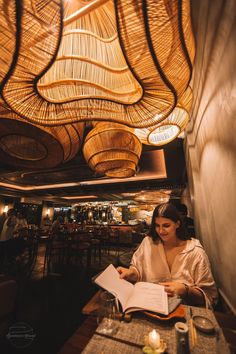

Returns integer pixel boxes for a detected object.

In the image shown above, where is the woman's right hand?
[116,267,138,282]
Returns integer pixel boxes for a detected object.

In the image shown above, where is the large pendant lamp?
[83,122,142,178]
[0,0,18,92]
[134,87,193,146]
[0,101,84,169]
[2,0,195,128]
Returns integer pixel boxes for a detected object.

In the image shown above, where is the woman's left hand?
[159,282,186,297]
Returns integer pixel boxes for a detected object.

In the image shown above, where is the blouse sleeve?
[129,238,147,282]
[191,248,218,306]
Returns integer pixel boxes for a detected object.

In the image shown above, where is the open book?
[94,264,181,316]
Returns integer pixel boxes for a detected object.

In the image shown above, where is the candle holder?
[143,334,167,353]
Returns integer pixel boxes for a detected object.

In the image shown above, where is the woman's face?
[155,216,180,243]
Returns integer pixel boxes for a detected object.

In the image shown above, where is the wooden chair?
[19,236,39,279]
[89,233,101,264]
[43,233,68,275]
[108,228,120,256]
[98,227,110,255]
[67,233,91,269]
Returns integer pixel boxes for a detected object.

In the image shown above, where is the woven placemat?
[82,306,230,354]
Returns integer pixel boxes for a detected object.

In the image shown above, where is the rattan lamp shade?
[83,122,142,178]
[0,1,17,91]
[134,190,170,204]
[2,0,195,128]
[0,102,84,169]
[134,87,193,146]
[38,0,142,105]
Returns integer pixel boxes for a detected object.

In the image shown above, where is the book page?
[124,282,169,315]
[94,264,134,311]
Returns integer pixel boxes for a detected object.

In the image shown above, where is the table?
[58,293,231,354]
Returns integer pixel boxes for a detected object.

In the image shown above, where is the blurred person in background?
[176,203,195,237]
[0,208,18,242]
[0,208,18,269]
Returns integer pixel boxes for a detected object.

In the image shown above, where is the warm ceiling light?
[2,0,195,128]
[134,87,193,146]
[46,208,50,216]
[63,195,98,200]
[0,101,84,169]
[83,122,142,178]
[0,1,17,92]
[121,192,137,197]
[3,205,9,213]
[134,191,170,204]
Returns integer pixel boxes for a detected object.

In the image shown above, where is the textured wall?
[185,0,236,312]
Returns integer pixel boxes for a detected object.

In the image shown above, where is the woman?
[0,208,18,268]
[0,208,18,241]
[117,203,218,307]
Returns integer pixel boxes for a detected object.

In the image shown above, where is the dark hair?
[149,203,190,241]
[176,203,188,215]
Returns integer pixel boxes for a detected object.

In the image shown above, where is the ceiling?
[0,0,191,206]
[0,134,187,205]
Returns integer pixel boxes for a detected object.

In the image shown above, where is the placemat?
[81,306,230,354]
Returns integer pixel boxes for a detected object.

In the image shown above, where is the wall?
[185,0,236,312]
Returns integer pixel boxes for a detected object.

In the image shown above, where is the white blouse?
[0,216,18,241]
[130,236,218,305]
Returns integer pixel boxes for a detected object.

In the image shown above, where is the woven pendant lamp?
[0,101,84,169]
[0,0,18,91]
[134,190,170,204]
[118,0,195,99]
[134,87,193,146]
[2,0,195,128]
[38,0,142,105]
[83,122,142,178]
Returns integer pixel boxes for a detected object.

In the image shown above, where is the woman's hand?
[159,281,187,298]
[116,266,138,282]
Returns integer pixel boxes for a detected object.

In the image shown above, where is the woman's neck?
[162,237,186,249]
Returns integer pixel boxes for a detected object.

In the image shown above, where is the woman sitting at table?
[117,203,218,307]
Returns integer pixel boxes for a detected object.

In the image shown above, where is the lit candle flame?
[148,329,160,349]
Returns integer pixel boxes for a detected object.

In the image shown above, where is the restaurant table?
[58,292,231,354]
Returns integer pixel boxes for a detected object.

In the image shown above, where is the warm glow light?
[46,208,50,216]
[63,195,98,200]
[148,329,160,349]
[3,205,8,213]
[88,211,93,219]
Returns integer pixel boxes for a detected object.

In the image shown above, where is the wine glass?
[97,291,120,335]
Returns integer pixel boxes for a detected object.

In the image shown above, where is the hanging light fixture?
[1,0,195,128]
[83,122,142,178]
[134,87,193,146]
[134,190,170,204]
[0,0,18,93]
[0,100,84,169]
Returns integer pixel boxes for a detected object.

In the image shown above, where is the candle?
[148,329,160,349]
